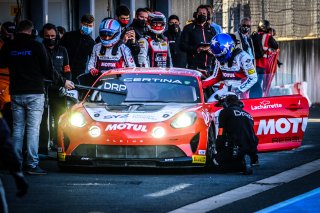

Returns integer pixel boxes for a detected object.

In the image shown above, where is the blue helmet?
[210,33,235,63]
[99,19,121,47]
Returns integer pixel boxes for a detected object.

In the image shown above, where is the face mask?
[81,25,93,35]
[240,26,250,34]
[119,20,129,27]
[196,15,207,24]
[134,19,146,27]
[43,38,56,47]
[168,24,180,33]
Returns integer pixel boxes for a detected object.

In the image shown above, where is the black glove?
[13,172,29,197]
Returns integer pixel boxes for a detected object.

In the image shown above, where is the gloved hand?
[13,172,29,197]
[90,68,99,76]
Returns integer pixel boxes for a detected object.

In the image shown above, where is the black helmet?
[258,20,270,32]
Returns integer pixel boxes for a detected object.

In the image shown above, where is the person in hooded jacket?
[212,93,259,175]
[164,15,187,68]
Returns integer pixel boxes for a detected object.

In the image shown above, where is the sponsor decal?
[248,68,256,75]
[57,147,63,153]
[10,50,32,56]
[104,114,129,119]
[155,53,167,62]
[192,155,206,164]
[103,82,127,92]
[58,153,66,161]
[257,117,308,135]
[239,78,252,90]
[106,138,144,143]
[81,157,90,161]
[123,77,182,84]
[94,113,100,117]
[198,150,206,155]
[164,158,174,162]
[101,62,116,67]
[201,110,210,126]
[105,123,148,132]
[163,114,170,118]
[272,136,300,143]
[233,110,253,120]
[222,72,235,78]
[251,100,282,110]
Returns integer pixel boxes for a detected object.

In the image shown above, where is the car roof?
[100,67,203,78]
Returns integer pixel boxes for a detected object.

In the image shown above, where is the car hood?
[83,103,198,123]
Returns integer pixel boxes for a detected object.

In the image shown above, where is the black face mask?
[43,38,56,47]
[134,19,146,28]
[196,15,207,24]
[240,26,250,34]
[168,24,180,33]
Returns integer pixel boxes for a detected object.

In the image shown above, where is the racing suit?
[87,42,136,73]
[202,49,257,102]
[214,101,258,172]
[137,33,172,68]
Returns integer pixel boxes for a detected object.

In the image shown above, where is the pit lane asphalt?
[2,104,320,213]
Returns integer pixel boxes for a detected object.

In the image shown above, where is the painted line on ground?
[256,187,320,213]
[145,183,192,198]
[168,159,320,213]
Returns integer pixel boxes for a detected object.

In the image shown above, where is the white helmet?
[147,12,166,34]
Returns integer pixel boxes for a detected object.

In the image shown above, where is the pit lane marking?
[145,183,192,198]
[168,159,320,213]
[67,183,114,186]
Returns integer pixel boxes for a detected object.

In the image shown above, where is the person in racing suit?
[202,33,257,102]
[212,93,259,175]
[88,19,135,78]
[138,11,172,68]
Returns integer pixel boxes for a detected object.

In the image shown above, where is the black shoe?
[251,159,260,167]
[242,155,253,175]
[26,166,47,175]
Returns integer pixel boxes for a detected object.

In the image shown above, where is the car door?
[242,95,309,152]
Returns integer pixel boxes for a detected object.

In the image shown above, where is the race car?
[57,67,309,168]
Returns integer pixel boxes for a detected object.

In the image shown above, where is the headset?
[39,23,60,40]
[193,5,211,21]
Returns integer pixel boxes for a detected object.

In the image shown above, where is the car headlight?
[69,112,86,127]
[171,112,197,128]
[89,126,101,137]
[152,127,166,138]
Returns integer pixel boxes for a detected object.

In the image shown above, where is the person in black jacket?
[164,15,187,68]
[180,5,216,74]
[1,112,28,212]
[0,20,74,175]
[213,93,259,175]
[60,14,95,82]
[40,23,72,151]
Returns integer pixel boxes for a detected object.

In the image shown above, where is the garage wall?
[275,39,320,103]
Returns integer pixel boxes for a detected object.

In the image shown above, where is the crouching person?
[212,93,258,175]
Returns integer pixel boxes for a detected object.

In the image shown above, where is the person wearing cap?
[164,15,187,68]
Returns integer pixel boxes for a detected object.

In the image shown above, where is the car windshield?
[86,73,201,104]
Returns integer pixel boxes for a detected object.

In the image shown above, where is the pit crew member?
[213,93,259,175]
[202,33,257,102]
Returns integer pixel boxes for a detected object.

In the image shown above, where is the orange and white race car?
[57,67,309,168]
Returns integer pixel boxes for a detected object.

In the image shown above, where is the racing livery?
[57,67,309,168]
